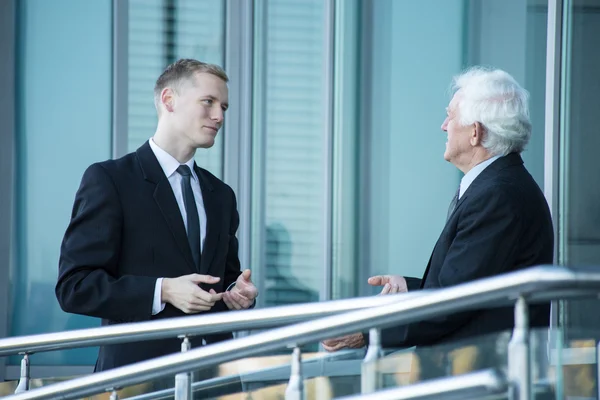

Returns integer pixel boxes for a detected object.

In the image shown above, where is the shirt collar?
[459,155,502,198]
[149,138,197,181]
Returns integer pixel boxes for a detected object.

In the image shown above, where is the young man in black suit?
[323,68,553,360]
[56,59,258,372]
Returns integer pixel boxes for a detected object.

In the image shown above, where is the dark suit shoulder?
[93,151,140,175]
[469,160,543,206]
[197,166,237,198]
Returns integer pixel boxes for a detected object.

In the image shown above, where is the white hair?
[452,67,532,156]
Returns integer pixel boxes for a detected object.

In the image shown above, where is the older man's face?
[441,91,473,169]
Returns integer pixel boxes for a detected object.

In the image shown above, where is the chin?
[194,133,216,149]
[196,141,214,149]
[198,139,215,149]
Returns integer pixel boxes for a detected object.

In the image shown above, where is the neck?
[457,148,494,174]
[153,122,195,164]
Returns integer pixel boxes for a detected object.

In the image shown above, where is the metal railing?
[0,294,417,357]
[127,349,363,400]
[4,265,600,400]
[336,368,508,400]
[0,293,421,396]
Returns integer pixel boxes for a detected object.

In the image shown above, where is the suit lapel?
[195,164,221,275]
[136,142,197,272]
[422,153,524,287]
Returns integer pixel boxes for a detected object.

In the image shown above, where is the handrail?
[5,265,600,400]
[128,349,363,400]
[334,369,508,400]
[0,293,421,357]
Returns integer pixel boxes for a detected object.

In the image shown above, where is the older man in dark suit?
[323,68,554,367]
[56,59,258,372]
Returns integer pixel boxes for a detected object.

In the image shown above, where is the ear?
[470,122,484,146]
[160,87,175,113]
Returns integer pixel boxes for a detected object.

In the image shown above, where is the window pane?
[12,0,112,365]
[252,0,327,306]
[559,0,600,336]
[361,0,548,292]
[128,0,225,177]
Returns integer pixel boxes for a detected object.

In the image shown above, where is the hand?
[223,269,259,310]
[322,333,365,352]
[161,274,223,314]
[368,275,408,295]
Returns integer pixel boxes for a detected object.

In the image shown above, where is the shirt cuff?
[152,278,166,315]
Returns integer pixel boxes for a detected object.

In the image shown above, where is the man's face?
[169,72,229,149]
[440,91,474,167]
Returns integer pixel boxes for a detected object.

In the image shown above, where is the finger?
[193,288,223,303]
[240,269,252,282]
[238,286,258,300]
[327,342,344,352]
[379,283,391,295]
[390,284,400,293]
[187,296,218,309]
[321,339,339,350]
[189,274,220,284]
[227,291,251,309]
[322,344,336,352]
[222,293,236,310]
[181,302,212,313]
[223,292,243,310]
[368,275,389,286]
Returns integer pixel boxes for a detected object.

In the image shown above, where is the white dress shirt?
[458,155,502,199]
[149,138,207,315]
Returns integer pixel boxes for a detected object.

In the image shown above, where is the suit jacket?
[56,141,241,371]
[380,153,554,348]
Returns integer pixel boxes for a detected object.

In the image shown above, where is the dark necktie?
[177,165,201,270]
[446,187,460,221]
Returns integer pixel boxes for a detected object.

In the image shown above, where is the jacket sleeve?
[224,188,242,290]
[204,187,242,344]
[56,163,156,322]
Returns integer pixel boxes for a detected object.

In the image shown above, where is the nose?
[211,108,224,124]
[441,117,449,132]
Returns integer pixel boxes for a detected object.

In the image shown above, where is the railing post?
[508,296,531,400]
[14,354,30,394]
[109,389,119,400]
[597,340,600,400]
[361,328,382,393]
[285,346,303,400]
[174,336,192,400]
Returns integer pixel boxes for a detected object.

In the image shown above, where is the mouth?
[204,126,219,134]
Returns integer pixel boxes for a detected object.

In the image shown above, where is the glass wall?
[12,0,113,365]
[9,0,600,375]
[360,0,548,293]
[128,0,225,177]
[251,0,328,306]
[558,0,600,334]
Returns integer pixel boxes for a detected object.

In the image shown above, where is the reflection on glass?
[252,0,327,307]
[128,0,225,177]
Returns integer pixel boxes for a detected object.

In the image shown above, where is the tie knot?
[177,165,192,177]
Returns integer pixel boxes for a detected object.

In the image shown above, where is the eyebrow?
[203,95,228,108]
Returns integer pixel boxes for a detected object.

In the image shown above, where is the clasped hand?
[161,269,258,314]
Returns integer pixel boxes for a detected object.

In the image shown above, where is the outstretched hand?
[368,275,408,295]
[223,269,259,310]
